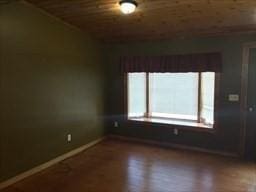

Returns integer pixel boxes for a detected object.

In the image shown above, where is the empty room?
[0,0,256,191]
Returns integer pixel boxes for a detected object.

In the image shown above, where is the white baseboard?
[109,135,238,158]
[0,137,105,190]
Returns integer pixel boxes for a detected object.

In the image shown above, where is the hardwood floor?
[1,139,256,192]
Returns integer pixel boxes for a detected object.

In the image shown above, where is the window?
[127,72,217,129]
[128,73,146,117]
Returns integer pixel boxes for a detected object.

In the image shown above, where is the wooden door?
[245,47,256,160]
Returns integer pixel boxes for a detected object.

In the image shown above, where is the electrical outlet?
[67,134,72,142]
[173,128,179,135]
[114,121,119,128]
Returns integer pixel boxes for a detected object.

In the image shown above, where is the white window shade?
[149,73,199,121]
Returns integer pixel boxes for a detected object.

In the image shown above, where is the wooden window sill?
[128,117,215,133]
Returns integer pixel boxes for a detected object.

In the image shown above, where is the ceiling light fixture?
[119,0,138,15]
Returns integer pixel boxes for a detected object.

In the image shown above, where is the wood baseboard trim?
[109,135,238,158]
[0,137,105,190]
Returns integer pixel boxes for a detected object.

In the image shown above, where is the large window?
[127,72,217,129]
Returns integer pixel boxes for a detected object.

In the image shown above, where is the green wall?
[0,1,105,181]
[104,34,256,154]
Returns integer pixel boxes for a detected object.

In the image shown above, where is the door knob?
[249,107,254,112]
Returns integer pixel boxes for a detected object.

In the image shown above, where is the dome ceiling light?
[119,0,138,15]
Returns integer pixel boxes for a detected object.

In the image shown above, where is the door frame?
[240,42,256,157]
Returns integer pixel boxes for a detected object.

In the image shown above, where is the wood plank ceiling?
[25,0,256,42]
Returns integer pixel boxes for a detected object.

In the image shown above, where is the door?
[245,47,256,160]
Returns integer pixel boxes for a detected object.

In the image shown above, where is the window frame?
[148,72,200,122]
[125,72,220,133]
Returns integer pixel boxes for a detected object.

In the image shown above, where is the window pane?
[128,73,146,118]
[201,72,215,125]
[149,73,199,120]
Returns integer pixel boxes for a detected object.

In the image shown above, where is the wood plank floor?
[1,139,256,192]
